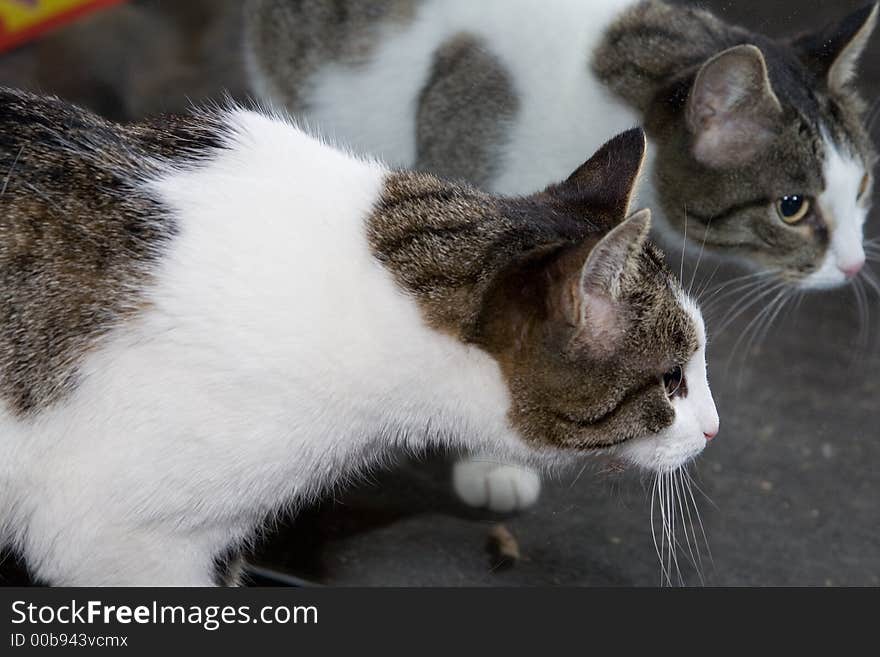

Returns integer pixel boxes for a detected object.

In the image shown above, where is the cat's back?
[0,88,417,540]
[0,88,222,415]
[0,89,385,422]
[244,0,639,184]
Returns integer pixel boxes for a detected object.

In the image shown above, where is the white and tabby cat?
[0,90,716,585]
[244,0,877,511]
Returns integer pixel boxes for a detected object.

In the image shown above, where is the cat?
[0,88,717,585]
[243,0,877,511]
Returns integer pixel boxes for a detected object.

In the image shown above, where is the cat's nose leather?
[704,429,718,441]
[839,259,865,279]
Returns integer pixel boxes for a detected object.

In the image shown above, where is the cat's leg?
[452,457,541,513]
[414,33,519,188]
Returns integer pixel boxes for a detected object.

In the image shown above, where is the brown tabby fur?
[369,129,699,450]
[0,88,223,415]
[594,1,878,280]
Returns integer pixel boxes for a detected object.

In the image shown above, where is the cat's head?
[649,4,877,290]
[479,130,719,472]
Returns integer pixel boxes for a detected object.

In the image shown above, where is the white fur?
[0,109,714,585]
[619,292,719,472]
[803,135,870,289]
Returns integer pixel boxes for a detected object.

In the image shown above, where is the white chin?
[799,272,848,291]
[799,259,848,290]
[617,433,706,473]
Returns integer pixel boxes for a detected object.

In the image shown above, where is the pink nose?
[839,259,865,279]
[704,429,718,442]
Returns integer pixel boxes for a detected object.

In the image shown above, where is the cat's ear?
[794,3,878,94]
[686,45,783,169]
[564,209,652,346]
[550,128,647,219]
[581,208,652,300]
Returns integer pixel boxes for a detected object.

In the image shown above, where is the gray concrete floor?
[0,0,877,586]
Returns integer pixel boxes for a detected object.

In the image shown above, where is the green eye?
[776,195,810,224]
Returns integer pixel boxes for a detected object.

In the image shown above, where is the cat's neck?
[367,171,599,341]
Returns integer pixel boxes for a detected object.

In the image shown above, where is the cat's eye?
[663,365,686,399]
[776,195,811,225]
[858,174,870,201]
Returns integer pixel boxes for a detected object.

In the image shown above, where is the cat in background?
[243,0,877,511]
[0,88,717,585]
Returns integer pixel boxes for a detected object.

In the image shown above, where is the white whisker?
[679,469,705,577]
[569,462,588,489]
[701,270,781,317]
[714,279,786,338]
[650,474,671,586]
[674,468,703,585]
[680,206,688,286]
[664,471,683,586]
[683,468,714,566]
[688,214,711,298]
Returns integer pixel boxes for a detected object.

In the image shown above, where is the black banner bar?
[0,587,874,653]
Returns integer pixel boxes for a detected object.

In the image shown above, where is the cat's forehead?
[744,34,873,163]
[771,58,874,171]
[756,107,870,193]
[659,285,702,358]
[674,288,706,350]
[631,246,702,356]
[812,99,874,174]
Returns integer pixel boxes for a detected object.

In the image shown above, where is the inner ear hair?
[569,209,651,352]
[580,208,652,301]
[686,44,783,168]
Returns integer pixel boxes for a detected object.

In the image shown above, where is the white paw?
[452,459,541,513]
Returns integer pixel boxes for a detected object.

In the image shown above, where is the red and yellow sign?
[0,0,125,52]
